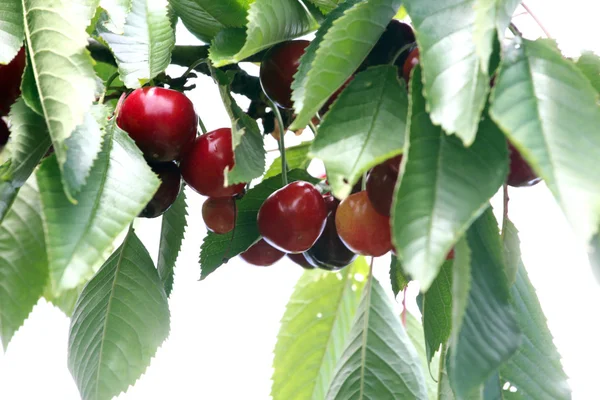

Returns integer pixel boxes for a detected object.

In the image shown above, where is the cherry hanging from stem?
[271,100,288,186]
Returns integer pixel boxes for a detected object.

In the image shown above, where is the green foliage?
[264,142,311,179]
[0,0,24,64]
[306,0,344,14]
[99,0,133,33]
[68,230,170,400]
[389,255,409,298]
[272,258,369,400]
[405,313,441,400]
[422,260,452,364]
[576,51,600,94]
[502,217,521,285]
[310,65,408,199]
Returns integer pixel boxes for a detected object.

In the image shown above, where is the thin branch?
[521,2,552,38]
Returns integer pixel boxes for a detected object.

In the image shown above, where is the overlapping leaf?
[0,0,24,64]
[405,313,440,400]
[100,0,133,33]
[68,231,170,400]
[307,0,344,14]
[502,217,521,285]
[422,260,452,364]
[576,51,600,94]
[272,258,369,400]
[310,65,408,198]
[391,67,508,291]
[390,255,409,298]
[264,142,311,179]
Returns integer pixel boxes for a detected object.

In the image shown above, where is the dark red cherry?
[180,128,246,198]
[202,197,236,234]
[0,47,26,117]
[304,195,357,271]
[0,119,10,146]
[446,249,455,260]
[140,162,181,218]
[257,181,328,253]
[507,143,541,187]
[287,253,315,270]
[336,191,392,257]
[403,48,420,83]
[365,20,416,69]
[240,239,285,266]
[117,87,197,162]
[260,40,310,109]
[366,155,402,216]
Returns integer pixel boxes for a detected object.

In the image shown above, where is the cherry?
[365,20,416,69]
[202,197,236,234]
[304,195,357,271]
[140,162,181,218]
[0,119,10,146]
[403,47,420,83]
[257,181,328,253]
[287,253,315,270]
[366,155,402,216]
[240,239,285,267]
[260,40,310,109]
[446,249,455,260]
[180,128,246,198]
[336,191,392,257]
[507,143,541,187]
[0,47,26,117]
[117,87,197,162]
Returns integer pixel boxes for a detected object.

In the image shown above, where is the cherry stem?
[197,114,208,135]
[508,23,523,37]
[390,43,415,66]
[521,2,552,38]
[99,72,120,105]
[401,287,407,327]
[362,172,368,191]
[181,58,207,79]
[271,101,288,186]
[222,199,238,264]
[308,120,318,136]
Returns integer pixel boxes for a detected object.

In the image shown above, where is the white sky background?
[1,1,599,399]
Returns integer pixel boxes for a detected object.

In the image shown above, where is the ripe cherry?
[365,20,416,69]
[260,40,310,109]
[257,181,328,253]
[240,239,285,267]
[507,143,541,187]
[202,197,236,234]
[0,119,10,146]
[117,87,197,162]
[0,47,26,117]
[140,162,181,218]
[304,195,357,271]
[180,128,246,198]
[287,253,315,270]
[403,47,420,83]
[366,155,402,216]
[336,191,392,257]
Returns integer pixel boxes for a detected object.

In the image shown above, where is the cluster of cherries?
[0,48,26,146]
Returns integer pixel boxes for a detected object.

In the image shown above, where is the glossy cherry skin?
[202,197,236,234]
[336,191,393,257]
[507,143,541,187]
[0,47,26,117]
[287,253,316,270]
[0,119,10,146]
[117,87,197,162]
[140,162,181,218]
[240,239,285,266]
[366,155,402,216]
[257,181,328,253]
[180,128,246,198]
[260,40,310,109]
[403,48,420,83]
[304,195,357,271]
[365,20,416,69]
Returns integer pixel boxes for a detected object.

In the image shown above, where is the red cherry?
[287,253,315,270]
[402,48,420,83]
[366,155,402,216]
[0,47,26,117]
[304,195,357,271]
[117,87,197,162]
[365,20,416,69]
[202,197,236,234]
[0,119,10,146]
[260,40,310,109]
[240,239,285,267]
[180,128,246,198]
[257,181,328,253]
[336,191,392,257]
[140,162,181,218]
[507,143,541,187]
[446,249,455,260]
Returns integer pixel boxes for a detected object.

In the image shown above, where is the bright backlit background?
[1,1,599,398]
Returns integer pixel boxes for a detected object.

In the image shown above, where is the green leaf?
[68,231,170,400]
[290,0,402,130]
[502,217,520,286]
[451,237,471,341]
[405,313,441,400]
[422,260,452,365]
[403,0,491,144]
[448,208,521,398]
[0,99,51,222]
[99,0,175,88]
[306,0,343,14]
[310,65,408,199]
[391,67,508,291]
[326,277,428,400]
[209,0,317,67]
[272,258,369,400]
[590,232,600,283]
[200,169,317,279]
[390,255,409,298]
[0,180,47,350]
[157,187,187,297]
[491,38,600,243]
[576,51,600,94]
[44,284,83,317]
[264,142,311,179]
[36,122,160,295]
[99,0,132,33]
[169,0,251,43]
[500,263,571,399]
[0,0,24,64]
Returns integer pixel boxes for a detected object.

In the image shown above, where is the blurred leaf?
[290,0,402,130]
[209,0,317,67]
[391,67,508,291]
[422,260,452,364]
[390,255,409,298]
[576,51,600,94]
[310,65,408,199]
[265,142,312,179]
[272,258,369,400]
[502,217,520,286]
[100,0,132,33]
[306,0,344,14]
[68,231,170,400]
[44,284,83,317]
[0,180,47,350]
[0,0,24,64]
[491,38,600,244]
